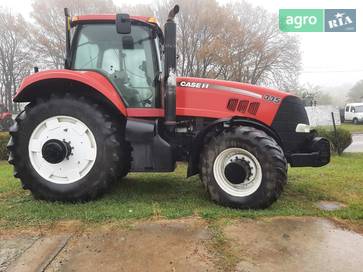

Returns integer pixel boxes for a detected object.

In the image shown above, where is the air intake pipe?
[164,5,179,132]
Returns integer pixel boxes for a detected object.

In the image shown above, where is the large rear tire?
[200,126,287,209]
[7,94,126,202]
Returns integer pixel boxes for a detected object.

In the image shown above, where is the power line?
[301,69,363,74]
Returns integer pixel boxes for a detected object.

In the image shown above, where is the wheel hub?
[213,148,262,197]
[42,139,73,164]
[224,158,252,184]
[29,116,97,184]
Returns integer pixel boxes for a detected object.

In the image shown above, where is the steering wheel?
[132,88,151,107]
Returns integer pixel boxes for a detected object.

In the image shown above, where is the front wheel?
[353,118,359,125]
[7,94,126,202]
[200,126,287,209]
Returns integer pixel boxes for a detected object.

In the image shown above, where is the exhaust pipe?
[64,8,71,69]
[164,5,179,132]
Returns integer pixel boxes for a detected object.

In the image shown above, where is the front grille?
[271,95,309,153]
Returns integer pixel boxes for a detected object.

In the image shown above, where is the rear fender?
[14,70,127,116]
[187,117,282,177]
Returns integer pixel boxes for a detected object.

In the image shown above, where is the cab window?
[72,23,159,108]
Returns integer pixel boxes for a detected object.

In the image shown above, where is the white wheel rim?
[28,116,97,184]
[213,148,262,197]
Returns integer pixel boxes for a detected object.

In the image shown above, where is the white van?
[344,103,363,124]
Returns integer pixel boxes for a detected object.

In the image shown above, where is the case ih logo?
[179,81,209,89]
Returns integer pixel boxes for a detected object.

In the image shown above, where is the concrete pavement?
[345,133,363,153]
[1,217,363,272]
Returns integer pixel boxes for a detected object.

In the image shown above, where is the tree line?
[0,0,301,112]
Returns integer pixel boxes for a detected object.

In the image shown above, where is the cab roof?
[71,15,158,26]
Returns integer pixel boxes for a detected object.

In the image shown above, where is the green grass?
[0,154,363,228]
[319,123,363,134]
[338,123,363,133]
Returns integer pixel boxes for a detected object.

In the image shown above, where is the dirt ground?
[1,217,363,272]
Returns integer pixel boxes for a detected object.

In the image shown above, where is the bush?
[316,127,352,155]
[0,132,10,160]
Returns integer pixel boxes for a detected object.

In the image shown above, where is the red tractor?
[0,104,13,131]
[7,6,330,209]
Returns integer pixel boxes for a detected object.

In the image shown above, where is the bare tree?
[29,0,300,91]
[295,83,333,106]
[212,1,301,90]
[347,80,363,102]
[31,0,117,69]
[129,0,301,90]
[0,9,35,112]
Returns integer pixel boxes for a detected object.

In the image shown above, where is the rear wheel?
[200,126,287,209]
[7,94,126,201]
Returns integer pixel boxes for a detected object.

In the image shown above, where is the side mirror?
[116,14,131,34]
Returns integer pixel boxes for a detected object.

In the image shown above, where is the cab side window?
[345,106,350,112]
[72,24,159,108]
[351,106,355,112]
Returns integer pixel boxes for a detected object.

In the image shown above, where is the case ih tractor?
[0,104,13,131]
[7,6,330,209]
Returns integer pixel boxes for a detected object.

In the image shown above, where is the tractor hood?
[176,77,292,126]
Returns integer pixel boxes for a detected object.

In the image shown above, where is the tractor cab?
[69,16,163,108]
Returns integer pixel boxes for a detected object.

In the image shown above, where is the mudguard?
[14,70,127,116]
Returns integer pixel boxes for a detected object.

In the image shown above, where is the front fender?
[14,70,127,116]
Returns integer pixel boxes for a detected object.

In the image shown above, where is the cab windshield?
[72,23,160,108]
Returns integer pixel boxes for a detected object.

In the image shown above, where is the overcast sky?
[0,0,362,89]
